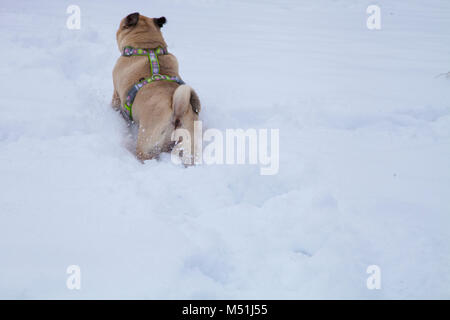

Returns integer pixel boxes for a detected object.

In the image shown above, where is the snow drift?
[0,0,449,299]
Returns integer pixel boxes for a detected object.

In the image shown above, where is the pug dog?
[111,12,200,162]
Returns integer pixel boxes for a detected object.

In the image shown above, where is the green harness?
[121,46,185,120]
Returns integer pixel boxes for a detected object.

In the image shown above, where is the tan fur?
[111,13,200,161]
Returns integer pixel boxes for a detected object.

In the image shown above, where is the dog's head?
[116,12,167,51]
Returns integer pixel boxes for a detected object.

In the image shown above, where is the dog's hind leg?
[135,120,168,162]
[111,89,121,110]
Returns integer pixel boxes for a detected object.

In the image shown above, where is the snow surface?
[0,0,450,299]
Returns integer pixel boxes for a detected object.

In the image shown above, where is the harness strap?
[122,46,168,57]
[121,46,184,121]
[123,75,185,120]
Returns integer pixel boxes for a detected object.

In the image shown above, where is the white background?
[0,0,449,298]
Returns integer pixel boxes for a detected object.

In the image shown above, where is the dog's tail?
[172,85,201,121]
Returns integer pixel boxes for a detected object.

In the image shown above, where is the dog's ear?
[124,12,139,28]
[154,16,167,28]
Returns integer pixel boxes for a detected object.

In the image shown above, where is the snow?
[0,0,450,299]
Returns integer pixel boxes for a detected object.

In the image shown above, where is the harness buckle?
[122,46,134,56]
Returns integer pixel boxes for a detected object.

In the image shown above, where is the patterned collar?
[122,46,168,57]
